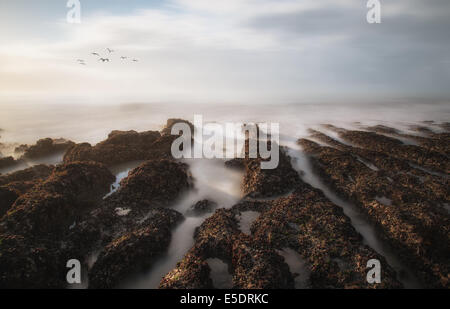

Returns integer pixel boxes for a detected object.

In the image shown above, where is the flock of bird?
[76,48,139,66]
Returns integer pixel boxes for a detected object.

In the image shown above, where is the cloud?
[0,0,449,103]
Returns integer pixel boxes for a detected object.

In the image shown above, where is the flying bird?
[98,58,110,62]
[132,59,139,62]
[91,52,100,56]
[106,48,115,53]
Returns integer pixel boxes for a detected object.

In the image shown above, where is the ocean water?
[1,100,448,288]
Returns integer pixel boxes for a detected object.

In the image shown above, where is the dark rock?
[64,130,160,166]
[0,156,22,170]
[160,208,294,289]
[89,208,183,289]
[224,158,245,170]
[0,165,54,217]
[0,187,18,217]
[113,159,192,206]
[0,164,54,187]
[14,144,28,154]
[298,137,449,288]
[251,184,402,289]
[21,138,75,159]
[0,161,114,288]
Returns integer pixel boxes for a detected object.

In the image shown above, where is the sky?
[0,0,449,105]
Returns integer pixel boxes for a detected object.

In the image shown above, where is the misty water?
[1,101,448,288]
[121,145,243,288]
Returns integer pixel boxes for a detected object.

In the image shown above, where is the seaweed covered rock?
[231,234,294,289]
[161,118,195,136]
[160,249,213,289]
[242,147,300,198]
[251,184,402,289]
[2,162,114,237]
[160,208,294,289]
[64,119,194,167]
[0,164,55,223]
[64,130,161,166]
[0,162,114,288]
[21,138,75,159]
[298,136,449,288]
[334,128,448,173]
[0,164,54,187]
[0,187,18,217]
[113,159,192,206]
[63,159,193,288]
[89,208,183,289]
[0,156,22,170]
[226,124,300,198]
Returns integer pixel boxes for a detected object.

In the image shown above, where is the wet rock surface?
[299,126,449,288]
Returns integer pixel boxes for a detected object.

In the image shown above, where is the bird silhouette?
[106,48,115,53]
[91,52,100,56]
[98,58,110,62]
[132,59,139,62]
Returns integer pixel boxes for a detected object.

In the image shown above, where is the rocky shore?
[0,120,448,288]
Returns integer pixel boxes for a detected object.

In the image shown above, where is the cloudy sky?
[0,0,449,105]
